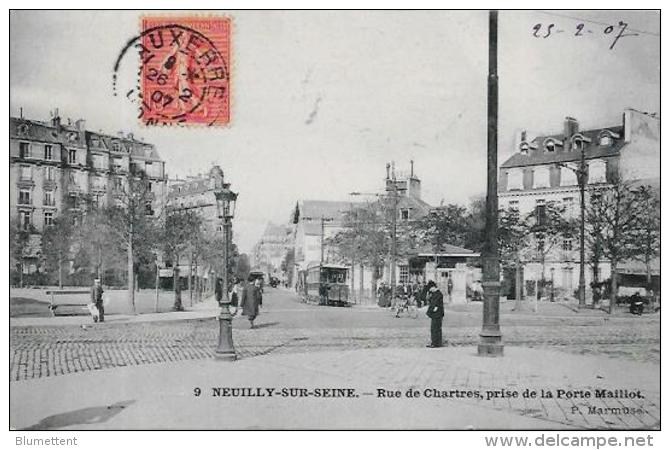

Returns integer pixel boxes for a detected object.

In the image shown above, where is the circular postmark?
[113,19,230,127]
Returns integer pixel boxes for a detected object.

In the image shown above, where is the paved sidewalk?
[10,297,221,327]
[10,346,660,430]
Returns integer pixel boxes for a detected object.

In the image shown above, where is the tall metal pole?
[390,172,398,301]
[215,204,236,361]
[578,145,587,308]
[478,10,504,357]
[320,217,326,265]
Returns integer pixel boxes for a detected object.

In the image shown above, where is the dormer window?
[542,138,561,153]
[519,143,529,155]
[598,130,619,146]
[570,133,591,152]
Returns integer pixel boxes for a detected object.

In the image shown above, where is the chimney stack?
[50,108,61,129]
[75,119,86,131]
[410,160,414,178]
[385,163,390,180]
[564,116,579,140]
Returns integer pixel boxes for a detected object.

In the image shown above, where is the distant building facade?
[251,222,293,275]
[162,165,229,287]
[289,163,479,304]
[9,110,167,275]
[498,108,660,299]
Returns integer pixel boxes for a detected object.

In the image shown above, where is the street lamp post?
[214,184,238,361]
[478,10,503,357]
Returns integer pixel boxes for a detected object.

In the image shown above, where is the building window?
[19,142,31,158]
[535,199,547,226]
[399,265,409,284]
[545,142,555,152]
[20,165,32,180]
[533,166,550,189]
[92,154,105,169]
[68,149,77,164]
[600,136,612,146]
[114,177,124,191]
[508,200,519,211]
[507,169,523,191]
[588,160,607,184]
[400,209,410,221]
[113,157,123,171]
[45,166,55,181]
[563,197,575,217]
[112,142,121,152]
[560,165,578,186]
[43,191,55,206]
[19,210,32,231]
[562,238,573,251]
[18,189,31,205]
[44,211,54,227]
[519,143,529,156]
[44,145,53,160]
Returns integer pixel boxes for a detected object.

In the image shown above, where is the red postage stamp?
[138,16,231,126]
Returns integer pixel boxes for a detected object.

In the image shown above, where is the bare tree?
[498,207,529,310]
[104,167,156,314]
[162,209,203,311]
[586,178,644,313]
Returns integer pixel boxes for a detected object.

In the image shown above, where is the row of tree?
[323,176,659,310]
[10,167,246,314]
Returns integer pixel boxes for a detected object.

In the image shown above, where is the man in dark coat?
[90,278,104,323]
[425,280,444,348]
[240,278,263,328]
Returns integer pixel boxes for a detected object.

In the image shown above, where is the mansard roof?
[501,125,625,169]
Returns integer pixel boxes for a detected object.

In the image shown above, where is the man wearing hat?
[425,280,444,348]
[90,278,104,323]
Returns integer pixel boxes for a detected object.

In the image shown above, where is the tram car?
[304,263,350,307]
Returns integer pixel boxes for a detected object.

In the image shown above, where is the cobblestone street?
[10,289,660,382]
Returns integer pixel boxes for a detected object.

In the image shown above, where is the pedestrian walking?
[230,278,242,307]
[215,277,225,304]
[447,277,454,302]
[425,280,444,348]
[419,281,430,308]
[240,278,263,328]
[90,278,104,323]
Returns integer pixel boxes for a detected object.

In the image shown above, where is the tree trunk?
[359,264,365,304]
[645,254,652,289]
[127,237,136,314]
[371,267,378,306]
[58,251,63,289]
[155,261,160,313]
[514,253,522,311]
[608,262,618,314]
[97,246,102,280]
[350,261,355,303]
[188,255,193,307]
[173,255,183,311]
[194,258,200,301]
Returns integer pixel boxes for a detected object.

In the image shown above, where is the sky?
[10,10,660,253]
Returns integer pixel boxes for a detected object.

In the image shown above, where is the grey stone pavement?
[9,288,661,430]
